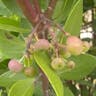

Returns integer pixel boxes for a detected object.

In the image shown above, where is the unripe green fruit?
[67,60,75,69]
[8,59,23,73]
[51,58,66,70]
[34,39,50,50]
[82,41,90,53]
[24,67,35,77]
[66,36,83,55]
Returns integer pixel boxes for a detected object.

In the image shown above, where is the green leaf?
[0,59,9,69]
[0,0,11,16]
[0,17,19,27]
[67,83,79,96]
[64,0,82,36]
[0,71,27,88]
[1,0,23,17]
[53,0,65,20]
[39,0,49,10]
[8,79,34,96]
[64,86,74,96]
[34,51,64,96]
[53,0,76,23]
[33,81,43,96]
[0,31,25,59]
[0,17,30,33]
[59,54,96,80]
[0,59,9,74]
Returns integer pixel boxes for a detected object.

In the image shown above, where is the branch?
[33,0,41,15]
[16,0,39,25]
[43,17,70,36]
[40,69,49,96]
[26,20,42,57]
[44,0,58,19]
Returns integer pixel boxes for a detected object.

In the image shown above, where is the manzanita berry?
[34,39,50,50]
[24,67,35,77]
[66,36,83,55]
[8,59,24,73]
[67,60,75,69]
[51,58,66,70]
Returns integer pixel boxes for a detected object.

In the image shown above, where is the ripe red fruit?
[34,39,50,50]
[51,58,66,70]
[8,59,24,73]
[66,36,83,55]
[24,67,35,77]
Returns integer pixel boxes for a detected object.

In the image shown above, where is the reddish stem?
[16,0,38,25]
[45,0,58,19]
[33,0,41,15]
[40,69,49,96]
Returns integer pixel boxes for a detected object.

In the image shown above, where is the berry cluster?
[31,35,90,70]
[8,31,91,73]
[50,36,91,70]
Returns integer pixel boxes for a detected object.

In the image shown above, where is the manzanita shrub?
[0,0,96,96]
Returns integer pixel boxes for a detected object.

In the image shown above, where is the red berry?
[51,58,66,70]
[8,59,23,73]
[66,36,83,55]
[34,39,50,50]
[24,67,35,77]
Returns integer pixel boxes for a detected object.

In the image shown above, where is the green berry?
[24,67,35,77]
[51,58,66,70]
[67,60,75,69]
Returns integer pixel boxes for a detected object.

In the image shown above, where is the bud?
[51,58,66,70]
[24,67,35,77]
[34,39,50,50]
[67,60,75,69]
[8,59,23,73]
[66,36,83,55]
